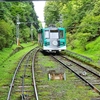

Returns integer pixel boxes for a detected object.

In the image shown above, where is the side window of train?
[59,30,63,38]
[45,30,49,39]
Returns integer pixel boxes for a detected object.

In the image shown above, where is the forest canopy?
[44,0,100,50]
[0,2,40,50]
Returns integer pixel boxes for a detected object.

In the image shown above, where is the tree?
[0,2,40,49]
[44,1,60,26]
[0,20,13,49]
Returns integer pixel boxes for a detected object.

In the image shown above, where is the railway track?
[7,47,39,100]
[33,51,99,99]
[7,50,100,99]
[52,55,100,95]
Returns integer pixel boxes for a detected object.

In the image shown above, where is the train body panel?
[38,26,66,52]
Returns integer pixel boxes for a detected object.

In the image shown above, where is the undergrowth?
[68,36,100,67]
[0,41,38,100]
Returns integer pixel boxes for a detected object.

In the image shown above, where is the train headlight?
[60,42,64,45]
[52,40,58,46]
[58,39,65,46]
[45,41,50,46]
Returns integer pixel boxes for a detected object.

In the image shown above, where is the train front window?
[59,30,64,38]
[50,30,59,39]
[45,30,49,39]
[50,32,59,38]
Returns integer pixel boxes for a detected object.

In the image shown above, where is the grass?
[85,36,100,61]
[0,38,100,99]
[35,52,99,100]
[67,36,100,67]
[0,42,36,65]
[0,41,38,100]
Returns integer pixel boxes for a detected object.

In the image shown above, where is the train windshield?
[45,30,49,39]
[59,30,64,38]
[50,30,59,39]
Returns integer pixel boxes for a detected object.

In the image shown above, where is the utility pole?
[16,14,20,46]
[30,23,33,42]
[16,15,35,45]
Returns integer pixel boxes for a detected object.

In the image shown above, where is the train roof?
[43,27,65,30]
[38,27,65,34]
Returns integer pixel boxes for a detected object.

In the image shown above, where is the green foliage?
[0,37,5,50]
[44,0,100,64]
[78,15,100,38]
[67,33,75,49]
[0,20,13,49]
[86,36,100,64]
[67,32,90,50]
[20,27,30,42]
[0,42,38,99]
[44,1,60,26]
[38,20,43,28]
[44,0,100,36]
[0,2,40,50]
[76,32,91,50]
[92,0,100,16]
[32,26,38,40]
[86,36,100,52]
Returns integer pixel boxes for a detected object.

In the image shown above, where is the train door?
[49,30,59,48]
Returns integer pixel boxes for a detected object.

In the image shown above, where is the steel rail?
[61,55,100,78]
[52,56,100,94]
[21,51,33,100]
[32,48,40,100]
[7,47,37,100]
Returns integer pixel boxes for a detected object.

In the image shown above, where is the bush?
[0,20,12,49]
[76,32,91,50]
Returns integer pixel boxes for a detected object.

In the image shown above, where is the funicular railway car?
[38,26,66,52]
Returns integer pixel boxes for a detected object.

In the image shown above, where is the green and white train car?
[38,26,66,52]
